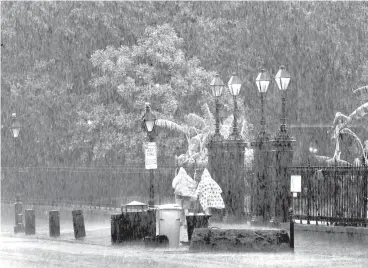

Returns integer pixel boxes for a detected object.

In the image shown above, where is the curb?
[280,222,368,235]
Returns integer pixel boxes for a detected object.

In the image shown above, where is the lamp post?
[255,69,271,139]
[308,141,318,165]
[227,73,242,141]
[11,113,22,138]
[10,113,23,233]
[142,103,157,208]
[273,65,295,223]
[207,74,226,216]
[309,142,318,155]
[10,112,22,176]
[210,74,225,141]
[251,69,272,225]
[274,65,291,138]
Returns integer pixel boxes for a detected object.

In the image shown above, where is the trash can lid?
[158,204,182,210]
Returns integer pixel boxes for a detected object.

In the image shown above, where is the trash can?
[111,213,122,243]
[186,214,211,242]
[158,204,182,247]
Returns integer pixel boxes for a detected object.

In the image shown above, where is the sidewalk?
[2,222,193,250]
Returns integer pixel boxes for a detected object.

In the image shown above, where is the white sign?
[145,142,157,169]
[290,175,301,193]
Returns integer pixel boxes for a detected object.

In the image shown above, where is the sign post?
[290,175,301,225]
[290,175,301,197]
[145,142,157,170]
[289,175,301,250]
[290,175,301,213]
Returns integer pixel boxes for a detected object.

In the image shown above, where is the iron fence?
[288,165,368,227]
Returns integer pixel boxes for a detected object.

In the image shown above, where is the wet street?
[1,230,368,268]
[1,205,368,268]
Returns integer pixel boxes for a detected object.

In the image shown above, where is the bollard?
[72,210,86,239]
[289,208,294,250]
[49,210,60,237]
[14,195,24,233]
[14,214,25,233]
[14,195,23,227]
[25,209,36,235]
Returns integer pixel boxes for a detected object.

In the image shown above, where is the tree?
[72,24,215,164]
[2,1,368,167]
[312,85,368,166]
[157,102,254,169]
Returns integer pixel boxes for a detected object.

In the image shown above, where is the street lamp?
[10,113,22,138]
[255,68,271,139]
[227,73,242,140]
[309,142,318,154]
[10,113,24,233]
[10,113,22,167]
[210,74,224,141]
[274,66,294,223]
[142,103,156,142]
[142,102,157,208]
[274,65,291,136]
[308,141,318,165]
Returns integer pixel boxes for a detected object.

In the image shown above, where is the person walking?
[172,167,197,227]
[195,168,225,215]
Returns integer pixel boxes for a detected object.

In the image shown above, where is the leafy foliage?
[312,95,368,165]
[2,1,368,168]
[157,103,253,169]
[71,24,215,164]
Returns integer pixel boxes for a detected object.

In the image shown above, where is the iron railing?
[288,165,368,226]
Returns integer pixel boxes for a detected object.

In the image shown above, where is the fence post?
[25,209,35,235]
[307,169,311,225]
[334,163,338,221]
[289,207,294,250]
[364,168,368,227]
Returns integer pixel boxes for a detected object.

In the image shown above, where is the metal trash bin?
[158,204,182,247]
[186,214,211,242]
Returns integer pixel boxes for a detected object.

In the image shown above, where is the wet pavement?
[1,204,368,268]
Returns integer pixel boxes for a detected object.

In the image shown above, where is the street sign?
[290,175,301,193]
[145,142,157,169]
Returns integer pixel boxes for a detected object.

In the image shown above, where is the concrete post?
[250,137,272,224]
[223,140,247,219]
[207,140,225,220]
[207,140,224,184]
[271,137,295,223]
[25,209,35,235]
[208,138,247,220]
[72,210,86,239]
[49,210,60,237]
